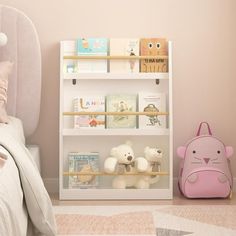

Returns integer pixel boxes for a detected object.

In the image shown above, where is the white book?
[73,96,105,129]
[110,38,139,73]
[139,93,166,129]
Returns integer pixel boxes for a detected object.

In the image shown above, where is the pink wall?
[0,0,235,180]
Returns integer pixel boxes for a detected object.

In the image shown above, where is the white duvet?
[0,117,56,236]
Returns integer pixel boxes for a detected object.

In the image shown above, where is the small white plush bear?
[104,141,148,189]
[135,146,163,189]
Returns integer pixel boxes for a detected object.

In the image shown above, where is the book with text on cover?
[68,152,99,189]
[139,92,166,129]
[140,38,168,73]
[73,96,105,129]
[106,94,137,129]
[110,38,139,73]
[77,38,108,73]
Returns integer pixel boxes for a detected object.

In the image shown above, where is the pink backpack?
[177,122,234,198]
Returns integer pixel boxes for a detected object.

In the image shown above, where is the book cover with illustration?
[73,96,105,129]
[77,38,108,73]
[68,152,99,189]
[110,38,139,73]
[139,93,166,129]
[140,38,168,73]
[106,94,137,129]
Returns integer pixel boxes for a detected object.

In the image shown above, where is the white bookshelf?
[59,40,173,200]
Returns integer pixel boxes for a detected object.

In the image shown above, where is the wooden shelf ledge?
[63,111,168,116]
[64,55,168,60]
[63,171,169,176]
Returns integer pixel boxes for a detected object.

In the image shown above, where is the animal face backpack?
[177,122,234,198]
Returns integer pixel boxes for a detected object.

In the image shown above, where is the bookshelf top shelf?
[63,72,169,80]
[63,55,168,60]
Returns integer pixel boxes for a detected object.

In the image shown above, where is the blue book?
[68,152,99,189]
[77,38,108,72]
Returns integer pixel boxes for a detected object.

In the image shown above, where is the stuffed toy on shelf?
[135,146,163,189]
[104,141,148,189]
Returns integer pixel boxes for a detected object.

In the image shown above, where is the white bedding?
[0,117,56,236]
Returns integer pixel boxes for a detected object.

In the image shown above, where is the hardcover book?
[68,152,99,189]
[73,96,105,129]
[140,38,168,73]
[139,92,166,129]
[110,38,139,73]
[77,38,108,73]
[106,94,137,129]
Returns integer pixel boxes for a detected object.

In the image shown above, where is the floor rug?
[54,205,236,236]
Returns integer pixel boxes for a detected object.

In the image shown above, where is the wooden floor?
[51,192,236,206]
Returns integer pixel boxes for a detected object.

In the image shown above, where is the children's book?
[73,96,105,129]
[110,38,139,73]
[77,38,108,73]
[68,152,99,189]
[139,93,166,129]
[140,38,168,73]
[106,94,137,129]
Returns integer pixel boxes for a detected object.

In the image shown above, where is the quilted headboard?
[0,5,41,137]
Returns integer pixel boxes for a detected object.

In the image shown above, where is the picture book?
[106,94,137,129]
[77,38,108,73]
[68,152,99,189]
[139,92,166,129]
[73,96,105,129]
[109,38,139,73]
[140,38,168,73]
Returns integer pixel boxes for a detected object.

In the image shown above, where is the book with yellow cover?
[140,38,168,73]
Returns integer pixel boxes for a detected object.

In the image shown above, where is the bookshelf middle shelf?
[62,128,169,136]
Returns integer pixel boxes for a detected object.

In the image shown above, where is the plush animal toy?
[135,146,163,189]
[104,141,148,189]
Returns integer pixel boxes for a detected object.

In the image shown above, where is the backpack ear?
[177,146,186,159]
[225,146,233,158]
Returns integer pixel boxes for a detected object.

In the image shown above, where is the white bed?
[0,5,56,236]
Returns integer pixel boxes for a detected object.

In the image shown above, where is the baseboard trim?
[43,177,236,195]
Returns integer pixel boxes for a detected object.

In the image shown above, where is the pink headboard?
[0,5,41,137]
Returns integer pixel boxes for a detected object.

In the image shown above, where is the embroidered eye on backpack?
[177,122,234,198]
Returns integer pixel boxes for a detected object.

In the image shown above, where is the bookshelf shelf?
[62,128,169,136]
[63,55,168,60]
[63,111,168,116]
[59,40,173,200]
[63,171,169,176]
[63,72,169,80]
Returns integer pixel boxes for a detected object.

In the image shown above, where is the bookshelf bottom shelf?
[59,188,173,200]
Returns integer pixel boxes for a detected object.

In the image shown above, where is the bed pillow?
[0,61,13,123]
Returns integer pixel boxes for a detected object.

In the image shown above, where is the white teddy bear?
[135,146,163,189]
[104,141,148,189]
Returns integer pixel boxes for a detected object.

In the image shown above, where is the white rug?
[54,205,236,236]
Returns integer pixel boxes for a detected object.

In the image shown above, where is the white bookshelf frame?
[59,40,173,200]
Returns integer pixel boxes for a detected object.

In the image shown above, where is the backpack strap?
[196,122,212,136]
